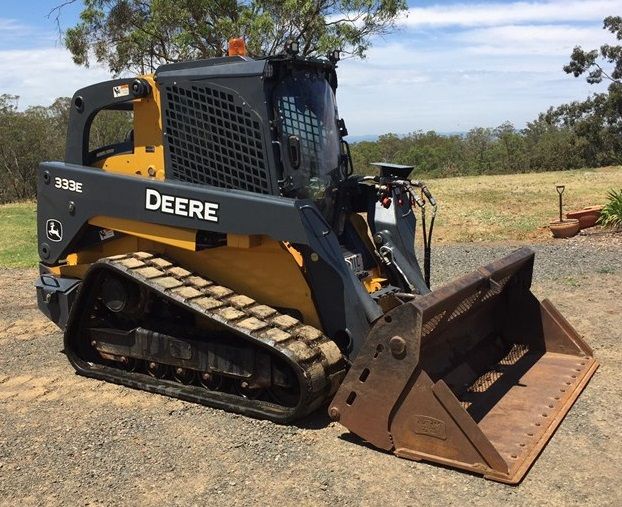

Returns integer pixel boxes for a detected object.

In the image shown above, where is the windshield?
[274,70,340,199]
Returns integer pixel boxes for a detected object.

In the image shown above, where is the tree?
[564,16,622,88]
[0,96,64,202]
[0,95,136,203]
[562,16,622,166]
[493,122,526,173]
[56,0,407,75]
[463,128,495,174]
[401,131,463,177]
[523,115,583,171]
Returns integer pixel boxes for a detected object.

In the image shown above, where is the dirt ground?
[1,235,621,506]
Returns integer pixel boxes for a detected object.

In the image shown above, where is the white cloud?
[0,18,27,32]
[333,0,618,134]
[403,0,622,27]
[0,17,43,47]
[337,28,609,135]
[458,24,608,55]
[0,48,113,107]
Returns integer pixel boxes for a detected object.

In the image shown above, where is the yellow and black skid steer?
[35,40,597,484]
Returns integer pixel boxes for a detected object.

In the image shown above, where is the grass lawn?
[0,201,37,268]
[0,166,620,268]
[429,165,622,243]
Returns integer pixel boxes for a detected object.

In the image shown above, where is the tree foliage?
[0,96,132,203]
[348,122,591,179]
[0,95,63,202]
[62,0,407,74]
[557,16,622,168]
[564,16,622,87]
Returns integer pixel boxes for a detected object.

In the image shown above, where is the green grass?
[563,276,582,288]
[0,201,38,268]
[429,165,622,242]
[596,266,616,274]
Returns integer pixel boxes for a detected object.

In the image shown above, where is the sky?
[0,0,619,135]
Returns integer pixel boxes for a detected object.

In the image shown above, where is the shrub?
[598,189,622,228]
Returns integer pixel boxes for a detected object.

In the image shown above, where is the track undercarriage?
[64,252,346,422]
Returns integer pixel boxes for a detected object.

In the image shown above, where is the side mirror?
[288,135,301,169]
[338,118,348,137]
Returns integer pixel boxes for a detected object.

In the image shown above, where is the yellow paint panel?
[55,232,321,329]
[350,213,379,265]
[89,216,196,251]
[283,242,304,267]
[166,240,321,329]
[227,234,262,249]
[94,75,165,179]
[55,235,151,278]
[362,273,386,293]
[133,75,165,179]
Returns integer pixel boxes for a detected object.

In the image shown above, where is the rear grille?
[163,83,272,193]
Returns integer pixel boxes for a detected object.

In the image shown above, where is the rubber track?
[76,252,346,422]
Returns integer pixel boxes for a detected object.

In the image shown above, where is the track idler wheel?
[100,275,142,315]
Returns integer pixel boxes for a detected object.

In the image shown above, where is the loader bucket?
[329,248,598,484]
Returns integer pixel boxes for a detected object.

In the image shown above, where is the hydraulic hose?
[419,186,437,289]
[421,202,429,288]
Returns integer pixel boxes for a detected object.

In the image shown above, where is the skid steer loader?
[35,40,597,484]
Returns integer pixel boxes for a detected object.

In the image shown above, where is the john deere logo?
[144,188,219,222]
[46,219,63,242]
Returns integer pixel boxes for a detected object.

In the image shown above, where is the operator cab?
[272,66,342,200]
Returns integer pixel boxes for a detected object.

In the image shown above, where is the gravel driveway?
[1,232,620,506]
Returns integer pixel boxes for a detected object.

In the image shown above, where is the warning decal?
[113,84,130,98]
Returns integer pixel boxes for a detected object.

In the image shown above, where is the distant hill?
[347,134,379,143]
[348,132,467,143]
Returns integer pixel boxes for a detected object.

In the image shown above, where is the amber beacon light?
[228,38,247,56]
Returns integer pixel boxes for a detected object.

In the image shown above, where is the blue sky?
[0,0,618,135]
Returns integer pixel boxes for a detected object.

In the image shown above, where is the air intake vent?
[163,83,272,194]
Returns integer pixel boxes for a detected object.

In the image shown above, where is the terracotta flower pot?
[549,219,580,238]
[566,206,603,230]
